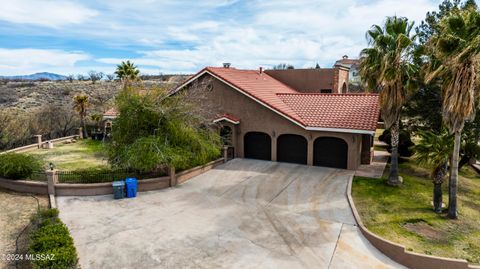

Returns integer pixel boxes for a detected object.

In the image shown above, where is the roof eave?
[305,126,375,135]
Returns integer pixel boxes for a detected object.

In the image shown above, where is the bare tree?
[77,74,86,81]
[106,74,115,81]
[66,74,75,83]
[35,104,79,138]
[272,63,294,70]
[88,71,104,84]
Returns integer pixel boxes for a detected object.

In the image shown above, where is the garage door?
[277,134,307,164]
[244,132,271,160]
[313,137,348,169]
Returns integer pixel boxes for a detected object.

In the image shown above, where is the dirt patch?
[403,221,447,242]
[0,188,48,269]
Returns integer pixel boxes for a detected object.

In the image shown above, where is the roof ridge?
[276,93,379,96]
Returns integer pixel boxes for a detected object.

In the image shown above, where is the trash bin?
[125,178,137,198]
[112,181,125,199]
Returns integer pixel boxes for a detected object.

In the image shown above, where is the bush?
[29,209,78,269]
[108,87,222,172]
[0,153,42,179]
[379,129,415,157]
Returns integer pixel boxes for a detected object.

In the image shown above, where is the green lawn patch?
[352,160,480,264]
[28,139,108,171]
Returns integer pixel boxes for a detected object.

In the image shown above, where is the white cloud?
[2,0,440,74]
[0,48,90,75]
[0,0,98,28]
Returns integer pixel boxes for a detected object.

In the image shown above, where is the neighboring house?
[102,108,119,135]
[173,65,380,170]
[335,55,362,92]
[265,64,350,94]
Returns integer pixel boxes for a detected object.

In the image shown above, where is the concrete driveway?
[57,159,405,269]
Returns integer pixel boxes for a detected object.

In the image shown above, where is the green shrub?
[29,209,78,269]
[0,153,42,179]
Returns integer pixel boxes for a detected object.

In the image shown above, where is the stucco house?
[335,55,362,91]
[173,65,379,170]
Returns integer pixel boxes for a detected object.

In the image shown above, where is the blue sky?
[0,0,439,76]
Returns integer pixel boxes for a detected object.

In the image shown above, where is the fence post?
[46,169,58,195]
[34,135,42,149]
[223,146,228,163]
[169,167,176,187]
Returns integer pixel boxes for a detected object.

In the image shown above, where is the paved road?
[57,159,405,269]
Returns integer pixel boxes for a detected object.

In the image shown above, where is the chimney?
[259,67,263,74]
[223,63,231,68]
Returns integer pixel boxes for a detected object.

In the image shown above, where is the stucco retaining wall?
[1,135,80,154]
[347,177,480,269]
[0,177,48,194]
[176,158,225,185]
[0,158,225,196]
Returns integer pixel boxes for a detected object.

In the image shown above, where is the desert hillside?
[0,75,190,112]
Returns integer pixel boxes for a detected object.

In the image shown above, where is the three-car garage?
[243,132,348,169]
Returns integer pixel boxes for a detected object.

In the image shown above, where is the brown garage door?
[277,134,307,164]
[313,137,348,169]
[244,132,271,161]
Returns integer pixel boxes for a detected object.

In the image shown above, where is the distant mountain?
[0,72,67,81]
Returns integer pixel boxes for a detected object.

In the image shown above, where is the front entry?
[277,134,307,164]
[313,137,348,169]
[244,132,271,161]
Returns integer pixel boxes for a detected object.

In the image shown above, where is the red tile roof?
[175,67,379,133]
[201,67,305,124]
[214,113,241,124]
[277,93,379,131]
[103,108,119,117]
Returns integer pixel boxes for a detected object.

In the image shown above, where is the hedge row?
[29,208,78,269]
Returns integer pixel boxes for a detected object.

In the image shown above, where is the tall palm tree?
[74,95,89,138]
[359,16,417,186]
[114,60,140,89]
[426,7,480,219]
[414,130,453,213]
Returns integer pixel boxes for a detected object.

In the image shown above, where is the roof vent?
[223,63,231,68]
[342,55,348,59]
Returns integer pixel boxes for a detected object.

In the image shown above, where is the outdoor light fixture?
[49,162,54,171]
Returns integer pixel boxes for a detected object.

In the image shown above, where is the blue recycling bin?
[125,178,137,198]
[112,181,125,199]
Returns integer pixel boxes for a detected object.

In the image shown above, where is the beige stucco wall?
[188,75,363,170]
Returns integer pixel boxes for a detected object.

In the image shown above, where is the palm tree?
[114,60,140,89]
[425,7,480,219]
[359,16,417,186]
[414,130,453,213]
[74,95,89,138]
[90,113,102,131]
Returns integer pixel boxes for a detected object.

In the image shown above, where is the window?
[320,89,332,93]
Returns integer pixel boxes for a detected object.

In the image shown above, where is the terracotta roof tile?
[103,108,119,117]
[175,67,380,133]
[277,93,379,131]
[204,67,305,125]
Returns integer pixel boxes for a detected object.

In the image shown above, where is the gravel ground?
[0,189,48,269]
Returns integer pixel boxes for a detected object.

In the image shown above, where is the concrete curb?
[347,177,480,269]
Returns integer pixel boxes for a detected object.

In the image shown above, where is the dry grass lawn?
[0,189,48,269]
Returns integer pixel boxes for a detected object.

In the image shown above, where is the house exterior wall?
[333,65,350,93]
[188,74,363,170]
[264,69,335,93]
